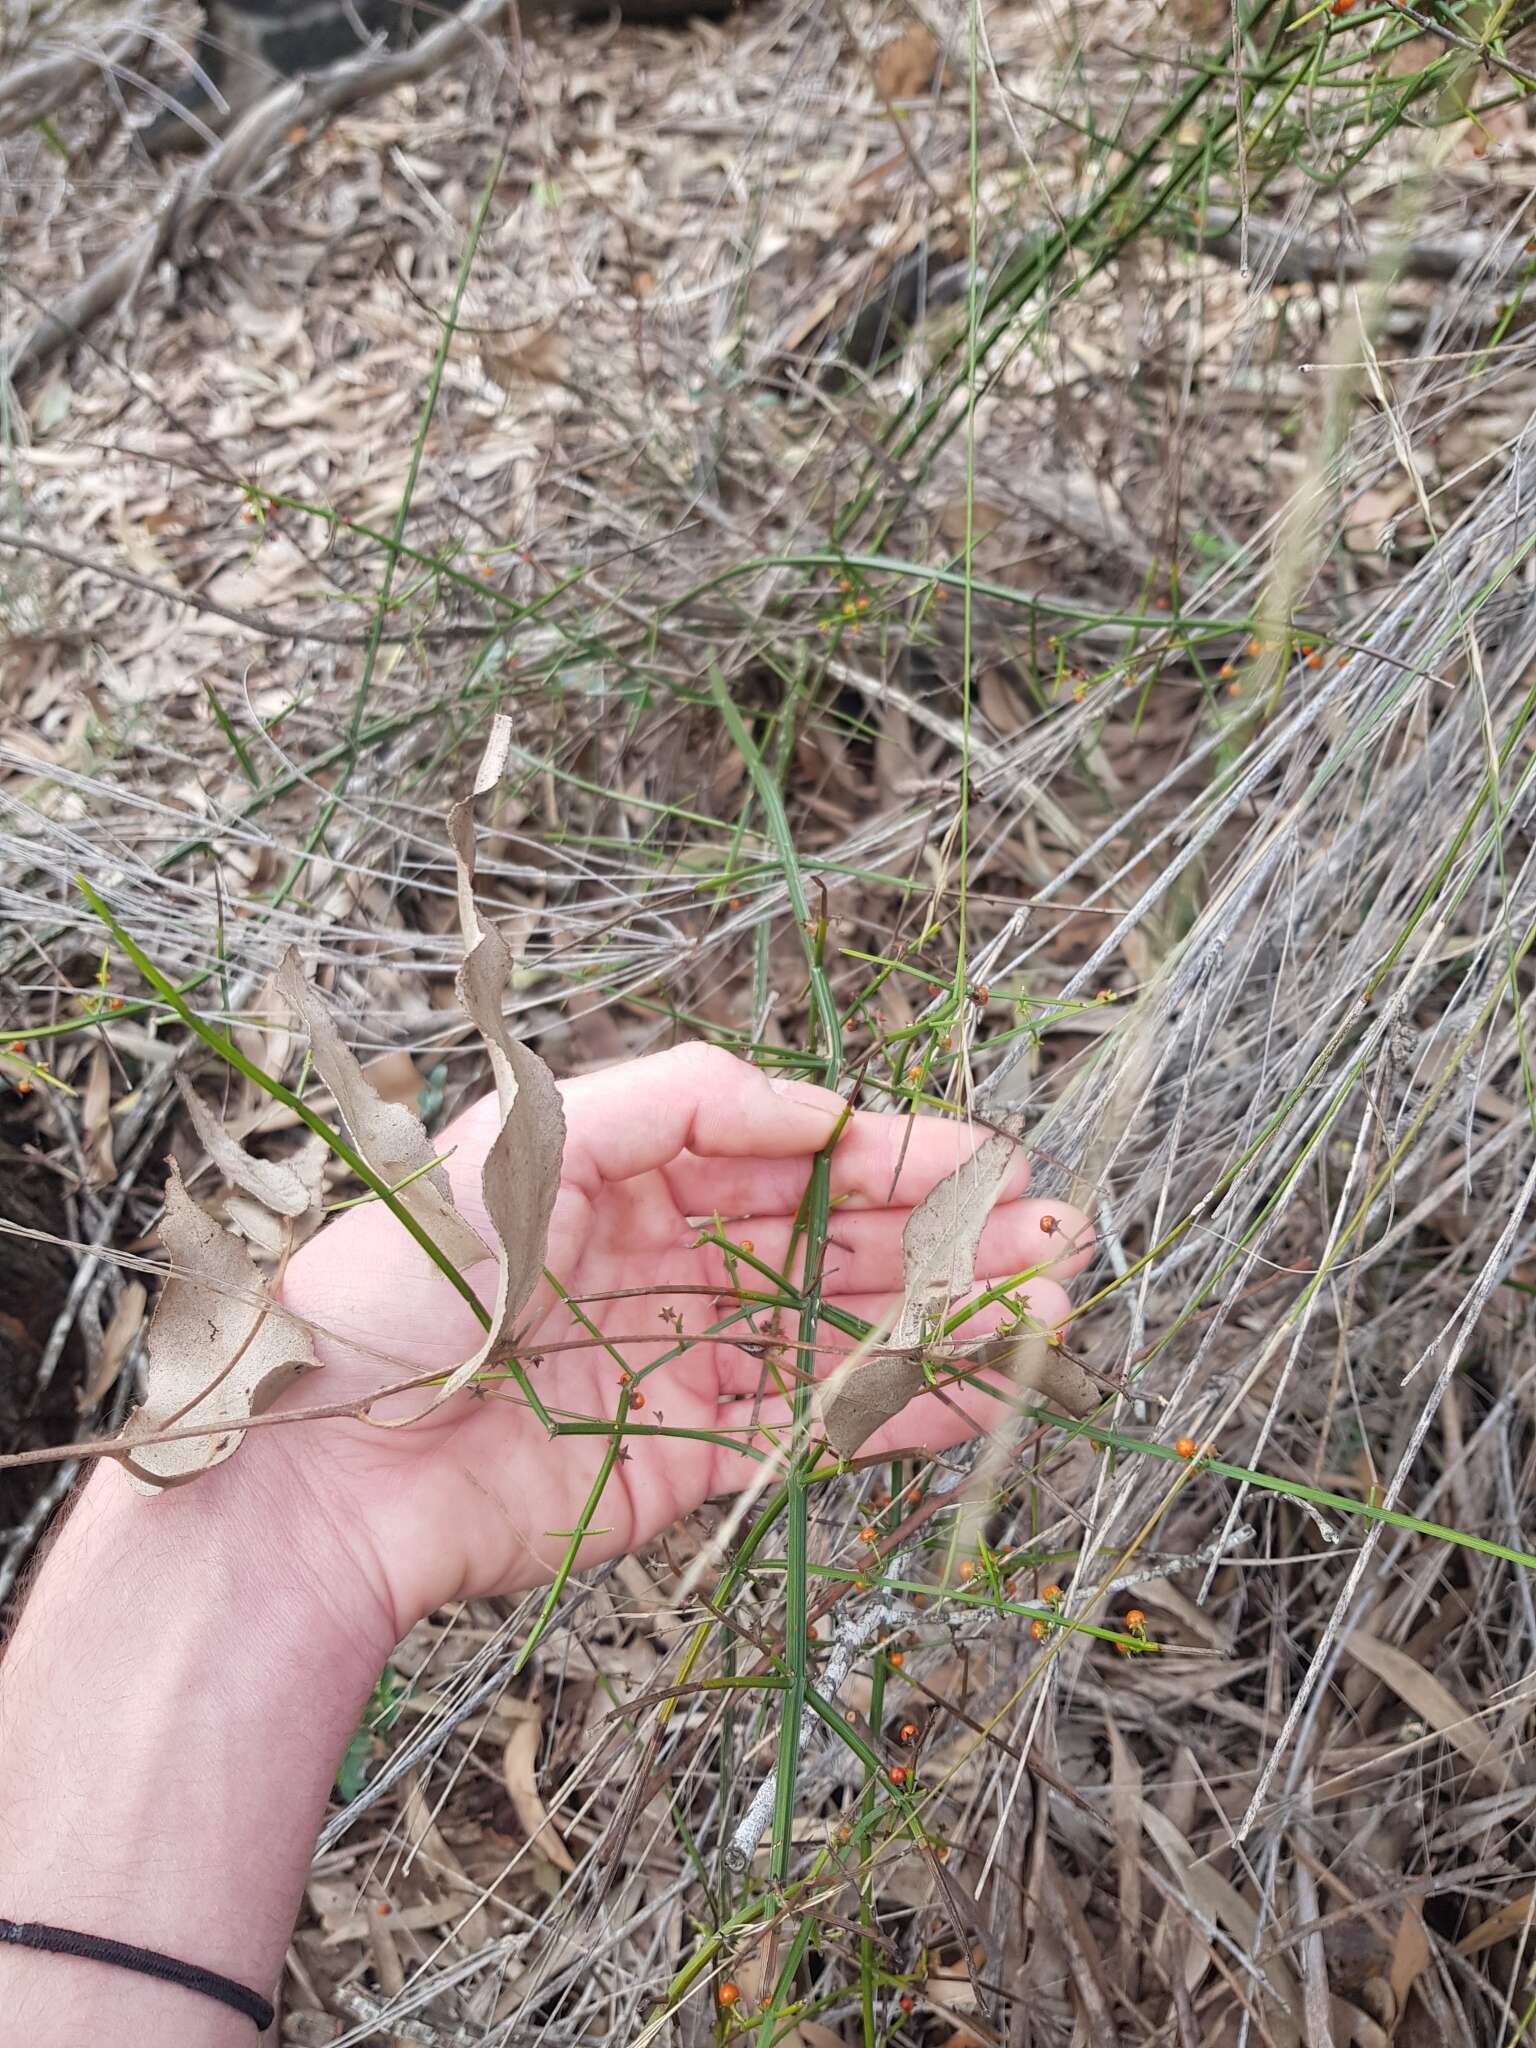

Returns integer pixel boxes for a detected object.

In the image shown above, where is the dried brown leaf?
[416,717,565,1410]
[79,1278,145,1412]
[361,1048,425,1109]
[82,1043,115,1187]
[971,1331,1099,1417]
[874,20,940,99]
[502,1716,576,1873]
[1138,1800,1302,2045]
[176,1073,326,1221]
[819,1348,924,1458]
[121,1161,317,1491]
[895,1116,1026,1344]
[817,1321,1096,1461]
[1389,1897,1431,2014]
[1342,1629,1504,1784]
[276,950,490,1275]
[1455,1886,1536,1958]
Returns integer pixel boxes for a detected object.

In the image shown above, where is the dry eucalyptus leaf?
[819,1349,924,1459]
[1138,1799,1302,2045]
[874,20,940,98]
[816,1115,1045,1457]
[971,1332,1098,1419]
[502,1717,576,1873]
[176,1073,327,1221]
[894,1114,1027,1345]
[417,730,565,1411]
[276,950,490,1275]
[79,1278,146,1412]
[1342,1629,1502,1784]
[120,1160,317,1492]
[82,1043,116,1187]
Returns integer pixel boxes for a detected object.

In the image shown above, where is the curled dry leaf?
[819,1347,923,1460]
[82,1043,116,1188]
[1138,1799,1302,2046]
[502,1716,576,1873]
[819,1115,1094,1457]
[413,716,565,1412]
[275,950,491,1276]
[79,1277,146,1412]
[120,1161,318,1492]
[894,1115,1027,1346]
[176,1081,329,1236]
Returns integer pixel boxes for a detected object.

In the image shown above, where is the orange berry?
[629,1391,645,1410]
[718,1983,741,2007]
[728,896,741,909]
[959,1559,978,1581]
[1219,662,1235,679]
[1227,680,1243,698]
[886,1649,905,1668]
[738,1239,754,1255]
[889,1765,909,1786]
[837,1822,852,1842]
[1030,1618,1048,1641]
[1247,638,1262,656]
[1306,651,1323,668]
[1039,1213,1058,1234]
[900,1993,917,2013]
[905,1487,922,1506]
[860,1526,878,1545]
[1175,1437,1198,1460]
[1125,1608,1146,1631]
[898,1721,919,1744]
[1041,1584,1062,1604]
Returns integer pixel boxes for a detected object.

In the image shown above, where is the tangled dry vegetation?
[7,0,1536,2037]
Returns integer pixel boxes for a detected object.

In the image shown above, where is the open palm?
[277,1046,1093,1636]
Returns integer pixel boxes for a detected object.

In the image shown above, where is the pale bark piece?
[176,1073,327,1219]
[120,1160,317,1491]
[276,950,491,1274]
[893,1112,1028,1345]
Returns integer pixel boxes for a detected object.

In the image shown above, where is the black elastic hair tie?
[0,1917,274,2030]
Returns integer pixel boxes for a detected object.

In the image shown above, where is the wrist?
[0,1438,395,2043]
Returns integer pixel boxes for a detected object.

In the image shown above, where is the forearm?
[0,1439,394,2044]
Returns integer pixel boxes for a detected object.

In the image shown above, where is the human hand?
[276,1045,1095,1637]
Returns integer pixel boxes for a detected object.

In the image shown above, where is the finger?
[712,1276,1073,1396]
[713,1199,1094,1299]
[666,1102,1032,1218]
[560,1045,846,1191]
